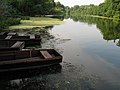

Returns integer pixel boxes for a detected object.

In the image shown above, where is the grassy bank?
[88,15,120,21]
[9,17,64,30]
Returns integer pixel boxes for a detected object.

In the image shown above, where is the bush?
[6,18,21,26]
[113,14,120,20]
[20,16,30,20]
[0,17,21,30]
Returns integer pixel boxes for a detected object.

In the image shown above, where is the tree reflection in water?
[71,16,120,47]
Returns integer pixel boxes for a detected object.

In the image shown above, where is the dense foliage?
[0,0,65,30]
[70,0,120,20]
[4,0,65,16]
[0,0,19,30]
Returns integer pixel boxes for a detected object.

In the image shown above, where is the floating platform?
[0,49,62,72]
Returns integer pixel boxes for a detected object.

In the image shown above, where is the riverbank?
[9,17,64,30]
[88,15,120,21]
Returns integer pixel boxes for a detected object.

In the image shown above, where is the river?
[0,17,120,90]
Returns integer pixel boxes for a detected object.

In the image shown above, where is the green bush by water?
[0,17,21,30]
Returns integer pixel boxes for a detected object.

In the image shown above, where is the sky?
[54,0,105,7]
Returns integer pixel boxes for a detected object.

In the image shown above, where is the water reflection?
[71,16,120,47]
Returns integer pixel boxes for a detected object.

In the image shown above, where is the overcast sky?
[54,0,105,7]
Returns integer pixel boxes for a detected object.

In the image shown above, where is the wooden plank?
[15,51,30,59]
[5,36,12,39]
[7,32,17,36]
[40,51,52,59]
[0,57,41,65]
[0,54,15,61]
[11,41,24,48]
[0,32,6,35]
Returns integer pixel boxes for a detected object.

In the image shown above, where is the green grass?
[88,15,115,20]
[9,17,64,30]
[92,15,113,19]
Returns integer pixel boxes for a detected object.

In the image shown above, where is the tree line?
[0,0,65,30]
[69,0,120,20]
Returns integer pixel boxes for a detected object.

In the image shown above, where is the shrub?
[0,17,21,30]
[113,14,120,20]
[20,16,30,20]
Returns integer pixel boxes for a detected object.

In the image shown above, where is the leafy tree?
[69,0,120,19]
[0,0,16,17]
[0,0,65,30]
[52,2,65,15]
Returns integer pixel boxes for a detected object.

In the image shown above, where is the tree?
[69,0,120,19]
[0,0,15,17]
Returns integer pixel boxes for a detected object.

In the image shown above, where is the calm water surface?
[0,18,120,90]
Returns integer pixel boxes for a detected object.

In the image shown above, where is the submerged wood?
[5,36,12,39]
[11,41,25,50]
[7,32,18,36]
[0,49,62,72]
